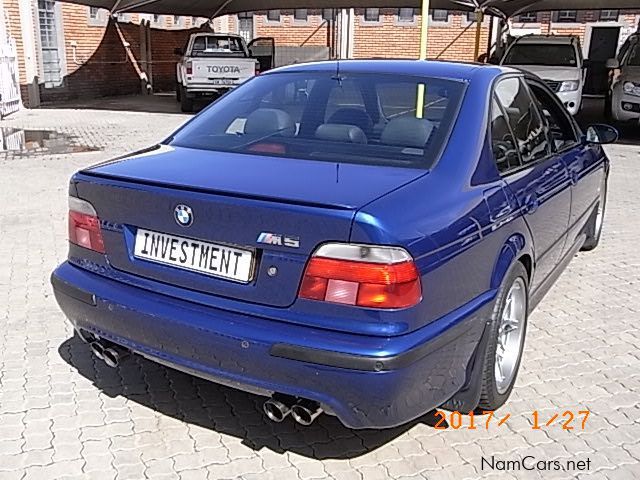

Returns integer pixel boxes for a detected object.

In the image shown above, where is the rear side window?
[494,77,549,164]
[170,71,466,168]
[527,81,578,152]
[490,96,521,173]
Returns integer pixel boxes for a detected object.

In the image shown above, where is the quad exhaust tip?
[263,395,323,426]
[88,337,129,368]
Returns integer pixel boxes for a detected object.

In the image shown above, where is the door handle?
[524,194,539,214]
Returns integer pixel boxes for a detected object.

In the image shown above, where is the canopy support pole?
[473,9,484,61]
[415,0,431,119]
[418,0,430,60]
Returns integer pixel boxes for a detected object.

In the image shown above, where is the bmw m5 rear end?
[52,60,533,429]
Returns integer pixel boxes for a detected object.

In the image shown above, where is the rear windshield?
[503,44,578,67]
[191,36,245,56]
[169,71,465,168]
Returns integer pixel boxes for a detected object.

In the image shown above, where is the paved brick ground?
[0,104,639,480]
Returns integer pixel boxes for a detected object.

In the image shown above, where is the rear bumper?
[51,262,491,429]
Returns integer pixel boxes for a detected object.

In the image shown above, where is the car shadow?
[576,97,640,147]
[58,334,442,459]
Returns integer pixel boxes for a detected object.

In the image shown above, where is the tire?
[581,174,608,251]
[176,83,181,102]
[180,87,193,113]
[477,262,529,411]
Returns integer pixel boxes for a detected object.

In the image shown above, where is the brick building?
[1,2,639,110]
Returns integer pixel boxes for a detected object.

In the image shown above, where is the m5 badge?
[257,232,300,248]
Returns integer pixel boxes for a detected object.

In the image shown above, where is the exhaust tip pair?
[263,395,323,426]
[88,338,128,368]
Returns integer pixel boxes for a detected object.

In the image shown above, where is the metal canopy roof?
[66,0,640,19]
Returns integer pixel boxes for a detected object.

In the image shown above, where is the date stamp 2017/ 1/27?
[434,410,591,430]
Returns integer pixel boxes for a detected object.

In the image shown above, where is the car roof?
[268,59,511,82]
[512,34,579,45]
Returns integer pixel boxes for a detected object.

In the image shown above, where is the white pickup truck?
[175,33,274,112]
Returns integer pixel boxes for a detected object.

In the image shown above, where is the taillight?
[299,244,422,309]
[186,61,193,75]
[255,63,261,75]
[68,196,105,253]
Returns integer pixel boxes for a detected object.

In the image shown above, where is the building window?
[517,12,539,23]
[364,8,380,22]
[431,9,449,22]
[467,11,480,22]
[89,7,99,19]
[39,0,64,88]
[153,14,162,24]
[173,15,182,25]
[556,10,578,23]
[322,9,334,21]
[294,9,308,21]
[267,10,280,22]
[397,8,415,23]
[600,9,619,22]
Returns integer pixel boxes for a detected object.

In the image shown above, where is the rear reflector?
[68,197,105,253]
[299,244,421,309]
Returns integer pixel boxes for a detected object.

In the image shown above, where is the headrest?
[315,124,368,144]
[380,117,435,148]
[327,108,373,135]
[244,108,295,137]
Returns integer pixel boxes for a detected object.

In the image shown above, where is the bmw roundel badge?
[174,204,193,227]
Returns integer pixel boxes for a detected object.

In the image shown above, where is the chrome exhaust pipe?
[89,341,105,360]
[102,345,129,368]
[263,398,292,423]
[291,400,323,426]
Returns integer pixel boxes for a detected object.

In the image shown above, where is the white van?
[500,35,585,115]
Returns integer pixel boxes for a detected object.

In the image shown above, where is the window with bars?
[397,8,415,23]
[517,12,539,23]
[38,0,63,88]
[556,10,578,23]
[322,9,334,21]
[364,8,380,22]
[89,7,99,19]
[431,9,449,22]
[600,9,619,22]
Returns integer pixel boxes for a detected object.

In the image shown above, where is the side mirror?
[586,124,618,144]
[174,47,184,56]
[605,58,620,70]
[582,58,592,69]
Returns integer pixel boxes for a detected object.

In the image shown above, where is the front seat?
[327,108,374,138]
[380,117,434,149]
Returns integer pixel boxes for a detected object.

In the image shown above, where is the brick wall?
[352,9,489,61]
[254,10,329,47]
[36,18,201,103]
[3,0,27,85]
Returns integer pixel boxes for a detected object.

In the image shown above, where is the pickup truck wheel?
[581,174,608,251]
[477,262,529,411]
[180,89,194,113]
[176,84,181,102]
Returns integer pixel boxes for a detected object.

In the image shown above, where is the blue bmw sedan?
[51,60,616,429]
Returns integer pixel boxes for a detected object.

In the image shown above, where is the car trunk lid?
[74,145,425,308]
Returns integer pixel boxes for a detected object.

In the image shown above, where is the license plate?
[210,79,235,85]
[133,228,254,283]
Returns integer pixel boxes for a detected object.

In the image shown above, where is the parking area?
[0,103,639,480]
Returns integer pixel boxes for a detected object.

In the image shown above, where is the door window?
[490,96,521,173]
[527,81,578,152]
[494,77,550,164]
